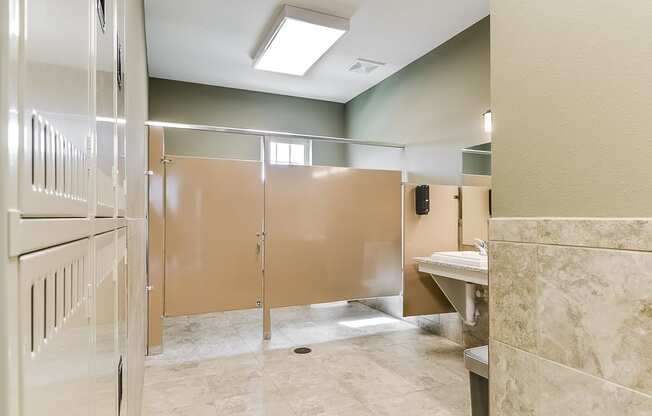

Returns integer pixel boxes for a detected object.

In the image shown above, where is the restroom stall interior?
[146,124,491,352]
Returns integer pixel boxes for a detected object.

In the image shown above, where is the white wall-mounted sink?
[415,251,489,325]
[415,251,488,286]
[429,251,488,270]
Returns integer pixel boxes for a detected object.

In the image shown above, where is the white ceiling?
[145,0,489,103]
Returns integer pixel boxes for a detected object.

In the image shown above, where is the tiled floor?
[143,302,471,416]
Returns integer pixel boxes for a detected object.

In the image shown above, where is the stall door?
[265,165,402,307]
[164,156,264,316]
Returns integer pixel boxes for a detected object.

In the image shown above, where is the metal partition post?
[262,136,271,340]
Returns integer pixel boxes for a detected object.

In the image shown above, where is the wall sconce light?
[483,110,492,134]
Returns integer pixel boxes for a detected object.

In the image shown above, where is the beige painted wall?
[149,78,345,137]
[491,1,652,217]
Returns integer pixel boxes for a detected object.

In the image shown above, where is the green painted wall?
[164,129,261,160]
[150,78,349,166]
[344,17,490,184]
[149,78,345,137]
[164,128,350,167]
[463,152,491,176]
[345,18,490,146]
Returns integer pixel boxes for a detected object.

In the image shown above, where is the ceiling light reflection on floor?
[310,301,349,309]
[339,316,397,328]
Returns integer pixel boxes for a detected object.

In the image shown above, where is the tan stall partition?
[403,184,458,317]
[147,127,165,352]
[460,186,491,247]
[164,156,264,316]
[265,165,402,308]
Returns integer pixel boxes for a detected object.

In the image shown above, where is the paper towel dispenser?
[415,185,429,215]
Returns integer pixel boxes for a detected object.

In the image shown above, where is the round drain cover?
[293,347,312,354]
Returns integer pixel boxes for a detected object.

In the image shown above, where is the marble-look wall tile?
[489,218,540,243]
[490,217,652,251]
[490,242,538,353]
[537,245,652,395]
[490,217,652,415]
[538,356,652,416]
[538,218,652,251]
[438,312,464,345]
[490,341,538,416]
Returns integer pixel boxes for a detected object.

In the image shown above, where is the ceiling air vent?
[348,58,385,74]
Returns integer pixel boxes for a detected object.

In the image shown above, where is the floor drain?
[293,346,312,354]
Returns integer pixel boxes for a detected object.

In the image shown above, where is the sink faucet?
[473,239,488,256]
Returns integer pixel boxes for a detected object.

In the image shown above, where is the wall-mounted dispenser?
[415,185,430,215]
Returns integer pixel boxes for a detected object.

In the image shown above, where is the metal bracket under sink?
[414,252,487,326]
[430,275,480,326]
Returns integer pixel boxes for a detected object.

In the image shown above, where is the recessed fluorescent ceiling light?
[253,5,349,76]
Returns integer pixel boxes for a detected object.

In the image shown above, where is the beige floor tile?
[213,392,296,416]
[367,388,469,416]
[144,404,218,416]
[280,383,364,416]
[144,303,470,416]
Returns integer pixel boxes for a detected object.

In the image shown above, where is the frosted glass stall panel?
[19,239,92,416]
[164,157,264,316]
[21,0,91,216]
[266,165,402,307]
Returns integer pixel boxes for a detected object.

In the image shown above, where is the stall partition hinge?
[161,157,172,164]
[256,300,262,308]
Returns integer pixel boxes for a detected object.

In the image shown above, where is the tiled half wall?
[489,218,652,415]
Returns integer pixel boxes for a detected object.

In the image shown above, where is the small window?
[269,138,311,166]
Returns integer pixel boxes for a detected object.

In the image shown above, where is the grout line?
[491,340,652,399]
[490,239,652,254]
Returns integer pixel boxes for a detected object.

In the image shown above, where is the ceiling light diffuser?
[253,5,349,76]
